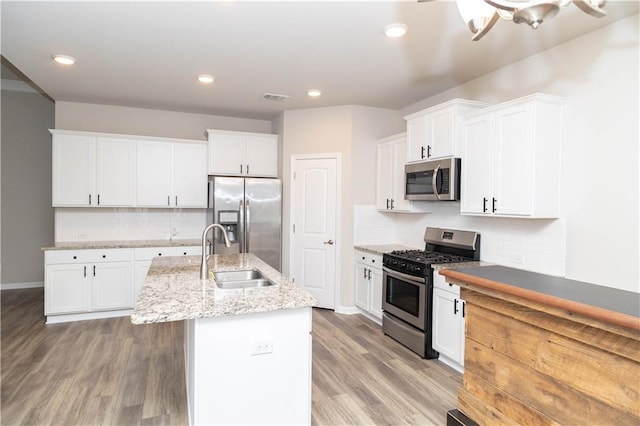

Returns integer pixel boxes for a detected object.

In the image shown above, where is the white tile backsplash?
[55,208,208,242]
[354,203,567,277]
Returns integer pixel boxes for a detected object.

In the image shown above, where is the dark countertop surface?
[440,265,640,330]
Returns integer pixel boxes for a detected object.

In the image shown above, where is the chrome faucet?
[200,223,231,280]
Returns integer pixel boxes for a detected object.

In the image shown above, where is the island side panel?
[458,287,640,425]
[185,307,312,426]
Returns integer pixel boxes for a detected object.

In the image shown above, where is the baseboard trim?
[1,281,44,291]
[335,306,360,315]
[46,309,133,324]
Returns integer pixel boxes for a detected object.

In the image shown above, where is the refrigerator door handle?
[239,200,245,253]
[245,200,251,253]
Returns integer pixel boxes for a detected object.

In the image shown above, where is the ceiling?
[2,1,638,120]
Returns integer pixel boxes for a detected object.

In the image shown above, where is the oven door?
[382,267,426,330]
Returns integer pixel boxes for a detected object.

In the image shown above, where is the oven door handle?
[383,267,426,284]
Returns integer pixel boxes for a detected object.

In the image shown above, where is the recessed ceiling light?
[198,74,215,84]
[383,23,408,38]
[52,54,76,65]
[307,89,322,97]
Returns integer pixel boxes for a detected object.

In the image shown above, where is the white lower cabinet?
[45,249,134,321]
[354,250,383,321]
[44,245,201,323]
[432,271,465,373]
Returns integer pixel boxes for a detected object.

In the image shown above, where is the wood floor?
[1,288,462,425]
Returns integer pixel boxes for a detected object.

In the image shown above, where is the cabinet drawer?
[45,248,133,265]
[134,246,200,261]
[354,251,382,270]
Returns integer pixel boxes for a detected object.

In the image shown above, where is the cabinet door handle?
[492,197,497,213]
[168,195,170,206]
[462,301,466,318]
[386,198,389,209]
[367,268,372,280]
[390,199,395,209]
[84,266,87,277]
[363,267,367,279]
[454,298,459,315]
[246,164,250,174]
[97,194,100,205]
[89,194,92,205]
[427,145,432,158]
[175,196,178,206]
[240,164,243,174]
[482,197,488,213]
[421,146,426,159]
[93,265,96,277]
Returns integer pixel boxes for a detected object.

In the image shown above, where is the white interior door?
[291,157,338,309]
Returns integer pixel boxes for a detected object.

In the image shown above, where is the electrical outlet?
[250,340,273,356]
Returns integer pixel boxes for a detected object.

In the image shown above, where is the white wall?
[280,105,403,308]
[360,16,638,292]
[55,101,272,140]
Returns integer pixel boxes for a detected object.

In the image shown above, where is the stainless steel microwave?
[404,157,461,201]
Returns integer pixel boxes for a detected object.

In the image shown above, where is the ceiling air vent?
[263,92,289,101]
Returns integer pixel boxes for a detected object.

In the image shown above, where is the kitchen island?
[132,253,317,426]
[440,265,640,425]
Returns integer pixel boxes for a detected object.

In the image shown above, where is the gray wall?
[1,89,55,285]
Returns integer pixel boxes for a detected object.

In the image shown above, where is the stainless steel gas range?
[382,227,480,358]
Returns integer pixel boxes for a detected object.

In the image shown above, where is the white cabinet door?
[91,261,133,310]
[173,143,208,207]
[354,262,369,311]
[208,132,246,176]
[406,115,428,163]
[460,114,493,215]
[52,134,95,206]
[492,104,534,216]
[391,139,411,212]
[95,137,135,207]
[433,287,463,363]
[136,140,173,207]
[369,267,383,319]
[429,108,455,160]
[375,141,394,210]
[45,264,90,315]
[246,134,278,177]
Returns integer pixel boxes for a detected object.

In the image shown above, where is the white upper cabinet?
[136,140,207,208]
[375,133,429,213]
[404,99,487,163]
[460,93,566,218]
[207,129,278,177]
[52,132,135,207]
[51,130,206,209]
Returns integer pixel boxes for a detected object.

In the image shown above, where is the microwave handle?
[432,163,441,200]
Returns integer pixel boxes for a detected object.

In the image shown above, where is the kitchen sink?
[212,269,274,289]
[215,278,274,290]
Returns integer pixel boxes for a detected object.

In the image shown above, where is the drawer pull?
[73,256,77,260]
[102,255,106,258]
[158,253,162,256]
[183,252,187,255]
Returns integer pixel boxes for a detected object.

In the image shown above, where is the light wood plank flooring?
[1,288,462,425]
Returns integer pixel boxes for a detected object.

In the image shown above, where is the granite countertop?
[354,244,420,255]
[432,260,493,270]
[42,239,201,251]
[131,253,317,324]
[441,265,640,331]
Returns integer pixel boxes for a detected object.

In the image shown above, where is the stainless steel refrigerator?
[207,176,282,271]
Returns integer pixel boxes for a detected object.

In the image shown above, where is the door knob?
[323,239,334,245]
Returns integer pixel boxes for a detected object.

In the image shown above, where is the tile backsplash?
[55,208,208,242]
[354,204,566,276]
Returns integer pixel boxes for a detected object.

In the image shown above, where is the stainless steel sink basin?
[213,269,265,282]
[216,279,274,290]
[212,269,274,289]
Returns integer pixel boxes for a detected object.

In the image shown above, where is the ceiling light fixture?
[307,89,322,97]
[424,0,607,41]
[52,54,76,65]
[383,23,408,38]
[198,74,215,84]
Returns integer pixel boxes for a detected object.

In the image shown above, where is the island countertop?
[42,238,201,251]
[131,253,317,324]
[440,265,640,331]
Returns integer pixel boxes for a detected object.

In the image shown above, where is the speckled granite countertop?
[433,260,493,271]
[353,244,420,255]
[131,253,317,324]
[42,239,201,251]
